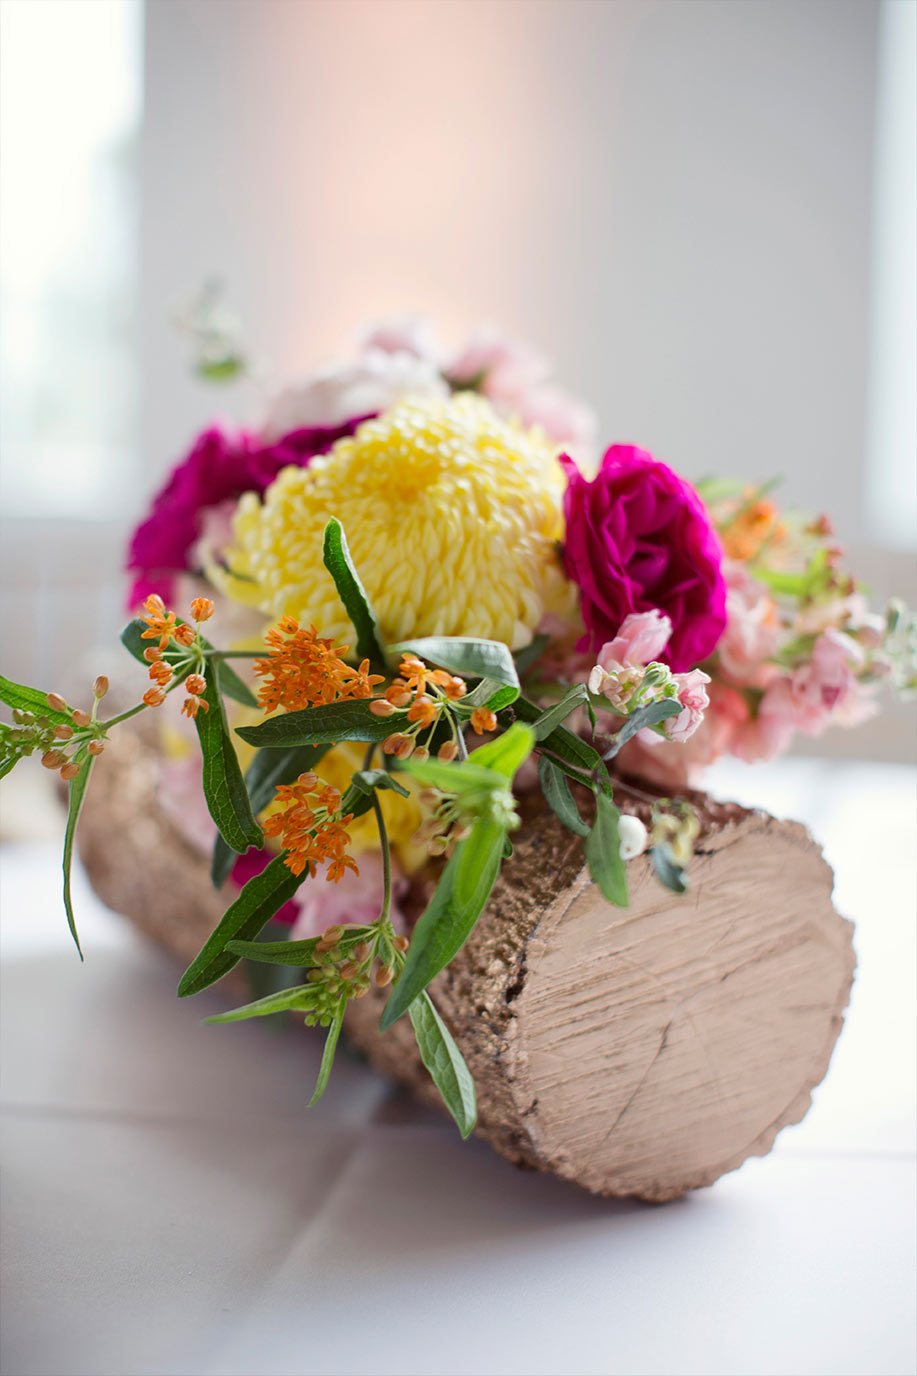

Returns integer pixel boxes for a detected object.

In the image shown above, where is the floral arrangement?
[2,315,913,1137]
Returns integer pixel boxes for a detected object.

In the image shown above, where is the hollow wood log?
[77,730,855,1202]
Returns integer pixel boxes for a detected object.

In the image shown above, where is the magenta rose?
[125,417,368,607]
[561,445,727,671]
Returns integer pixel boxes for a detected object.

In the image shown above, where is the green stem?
[204,649,262,659]
[371,792,392,928]
[99,701,148,730]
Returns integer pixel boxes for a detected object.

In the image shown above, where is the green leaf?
[228,927,372,966]
[322,517,387,668]
[348,769,410,800]
[527,684,588,741]
[0,674,72,727]
[62,756,95,958]
[402,756,502,795]
[236,700,395,749]
[309,1000,346,1106]
[204,983,314,1023]
[391,637,520,692]
[650,845,689,894]
[211,743,330,888]
[514,697,613,796]
[381,814,505,1030]
[602,698,682,758]
[513,633,551,677]
[585,791,628,906]
[214,658,258,708]
[466,722,534,778]
[462,679,520,711]
[538,756,589,838]
[178,854,303,997]
[408,992,477,1138]
[195,661,263,854]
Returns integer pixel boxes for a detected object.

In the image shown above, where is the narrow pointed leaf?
[62,756,95,958]
[515,696,613,795]
[462,679,520,711]
[178,854,303,997]
[195,661,263,854]
[236,700,395,748]
[0,674,72,727]
[309,1000,346,1105]
[585,791,628,906]
[381,815,505,1030]
[538,756,589,838]
[528,684,588,741]
[204,984,313,1023]
[228,926,372,966]
[322,517,387,668]
[602,698,682,758]
[466,722,533,778]
[408,992,477,1138]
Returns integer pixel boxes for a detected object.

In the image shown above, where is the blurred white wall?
[142,0,881,540]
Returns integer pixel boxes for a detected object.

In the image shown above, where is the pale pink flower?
[598,610,673,669]
[359,315,437,360]
[263,348,446,437]
[663,668,712,743]
[794,590,871,636]
[717,561,780,683]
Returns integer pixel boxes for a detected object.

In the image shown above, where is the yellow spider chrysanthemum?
[214,394,572,650]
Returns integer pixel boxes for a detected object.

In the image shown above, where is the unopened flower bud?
[143,647,162,662]
[46,693,67,713]
[392,934,410,953]
[618,814,648,861]
[437,741,458,762]
[185,673,206,697]
[412,746,430,762]
[370,698,395,717]
[321,924,345,945]
[71,709,91,728]
[352,983,370,999]
[60,761,82,781]
[92,675,109,699]
[88,739,105,756]
[54,724,74,740]
[339,961,358,980]
[395,736,415,760]
[374,964,394,988]
[190,597,214,622]
[142,687,166,708]
[41,751,66,769]
[173,623,195,647]
[353,941,370,962]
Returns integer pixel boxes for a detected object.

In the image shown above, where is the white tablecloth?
[2,758,915,1376]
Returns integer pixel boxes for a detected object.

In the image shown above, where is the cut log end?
[78,732,856,1202]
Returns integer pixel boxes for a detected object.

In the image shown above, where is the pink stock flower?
[561,445,727,672]
[663,668,712,743]
[263,350,446,437]
[598,610,672,668]
[289,850,407,940]
[717,561,780,684]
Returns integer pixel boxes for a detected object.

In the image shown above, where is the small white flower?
[618,813,648,861]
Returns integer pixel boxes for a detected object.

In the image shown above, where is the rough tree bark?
[78,730,855,1202]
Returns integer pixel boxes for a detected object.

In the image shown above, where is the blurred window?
[0,0,142,520]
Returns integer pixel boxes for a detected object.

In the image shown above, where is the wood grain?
[78,730,855,1201]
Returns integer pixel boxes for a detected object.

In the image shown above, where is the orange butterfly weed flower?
[140,594,178,650]
[262,771,359,880]
[254,617,383,714]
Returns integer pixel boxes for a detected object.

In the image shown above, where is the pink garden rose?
[561,445,727,672]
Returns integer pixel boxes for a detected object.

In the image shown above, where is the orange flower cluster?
[254,618,383,714]
[722,497,785,563]
[369,655,468,758]
[262,771,359,881]
[139,594,214,717]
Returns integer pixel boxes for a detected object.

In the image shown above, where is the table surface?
[1,756,915,1376]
